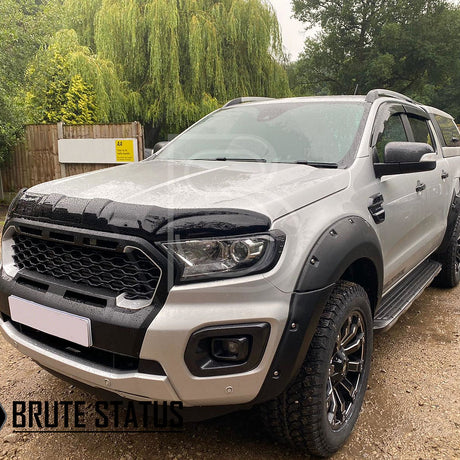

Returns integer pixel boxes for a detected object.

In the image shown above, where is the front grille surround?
[5,224,163,310]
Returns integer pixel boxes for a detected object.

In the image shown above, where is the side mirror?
[384,142,433,163]
[153,141,169,153]
[374,142,437,178]
[143,148,154,160]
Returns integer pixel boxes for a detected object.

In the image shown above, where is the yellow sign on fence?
[115,140,135,162]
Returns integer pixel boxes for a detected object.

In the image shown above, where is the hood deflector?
[11,192,272,241]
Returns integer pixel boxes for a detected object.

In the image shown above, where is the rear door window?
[434,115,460,147]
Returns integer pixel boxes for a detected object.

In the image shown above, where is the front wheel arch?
[295,215,383,306]
[254,217,382,405]
[260,280,373,457]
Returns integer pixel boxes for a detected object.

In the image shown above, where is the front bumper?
[0,276,291,406]
[0,316,179,402]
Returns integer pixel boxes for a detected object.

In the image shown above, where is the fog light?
[211,337,250,362]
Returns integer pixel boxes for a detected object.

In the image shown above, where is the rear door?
[404,108,451,250]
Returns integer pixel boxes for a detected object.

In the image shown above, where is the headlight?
[161,232,285,281]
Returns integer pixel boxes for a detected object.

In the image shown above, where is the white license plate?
[8,296,92,347]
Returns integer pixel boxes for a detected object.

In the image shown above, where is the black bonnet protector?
[10,192,272,241]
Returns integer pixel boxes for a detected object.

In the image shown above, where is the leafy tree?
[25,29,135,124]
[63,75,98,124]
[59,0,290,135]
[291,0,460,110]
[0,0,62,162]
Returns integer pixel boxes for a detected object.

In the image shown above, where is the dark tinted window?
[434,115,460,147]
[375,114,407,162]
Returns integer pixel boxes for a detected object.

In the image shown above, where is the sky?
[269,0,307,61]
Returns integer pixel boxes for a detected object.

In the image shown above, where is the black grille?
[12,233,161,302]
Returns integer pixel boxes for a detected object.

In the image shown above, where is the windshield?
[156,101,366,165]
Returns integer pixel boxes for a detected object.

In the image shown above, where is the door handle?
[416,181,426,193]
[441,170,449,180]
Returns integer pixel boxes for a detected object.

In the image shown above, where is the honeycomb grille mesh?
[12,233,161,302]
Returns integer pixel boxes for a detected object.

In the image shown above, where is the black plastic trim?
[1,193,274,367]
[6,188,27,220]
[252,216,383,404]
[374,160,437,178]
[0,277,161,358]
[253,285,334,403]
[8,192,271,242]
[184,323,270,377]
[368,193,386,224]
[295,216,383,295]
[5,315,165,375]
[435,192,460,254]
[0,219,177,358]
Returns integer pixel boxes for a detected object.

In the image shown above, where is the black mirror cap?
[384,141,434,163]
[374,160,436,178]
[153,141,169,153]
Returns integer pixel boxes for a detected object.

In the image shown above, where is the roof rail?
[223,97,275,108]
[365,89,416,104]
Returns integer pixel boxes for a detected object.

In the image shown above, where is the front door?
[370,103,441,290]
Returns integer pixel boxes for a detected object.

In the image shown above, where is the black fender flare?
[436,192,460,255]
[254,216,383,404]
[295,215,383,296]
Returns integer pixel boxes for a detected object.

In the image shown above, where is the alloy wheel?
[326,311,366,430]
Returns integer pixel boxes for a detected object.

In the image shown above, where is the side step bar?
[374,259,441,331]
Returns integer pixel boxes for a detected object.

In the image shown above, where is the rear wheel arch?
[432,192,460,288]
[435,191,460,255]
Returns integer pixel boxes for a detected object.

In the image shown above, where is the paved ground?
[0,211,458,458]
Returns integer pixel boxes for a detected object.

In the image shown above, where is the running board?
[374,259,441,331]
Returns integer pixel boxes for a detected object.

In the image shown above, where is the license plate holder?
[8,295,92,347]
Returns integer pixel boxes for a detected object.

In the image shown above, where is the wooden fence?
[1,122,144,193]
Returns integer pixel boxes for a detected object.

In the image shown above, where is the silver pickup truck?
[1,89,459,456]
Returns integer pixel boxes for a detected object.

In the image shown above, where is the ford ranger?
[1,89,459,456]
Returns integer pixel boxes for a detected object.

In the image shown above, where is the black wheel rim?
[326,311,366,430]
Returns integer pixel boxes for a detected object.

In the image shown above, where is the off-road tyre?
[433,214,460,288]
[260,281,373,458]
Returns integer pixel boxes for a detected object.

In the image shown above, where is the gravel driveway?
[0,205,458,460]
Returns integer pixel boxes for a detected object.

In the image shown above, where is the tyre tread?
[260,281,371,457]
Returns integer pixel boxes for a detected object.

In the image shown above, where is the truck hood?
[29,159,350,221]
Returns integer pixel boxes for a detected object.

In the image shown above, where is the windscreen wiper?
[214,157,267,163]
[295,161,339,169]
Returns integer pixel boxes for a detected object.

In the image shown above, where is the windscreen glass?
[157,101,366,165]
